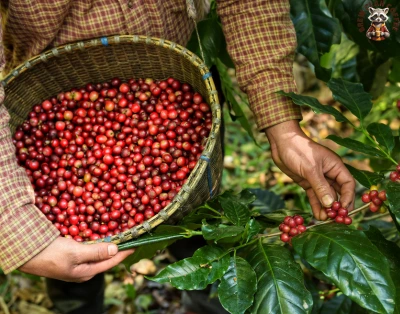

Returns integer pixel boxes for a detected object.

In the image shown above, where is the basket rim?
[2,35,222,245]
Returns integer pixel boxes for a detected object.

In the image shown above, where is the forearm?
[216,0,302,130]
[0,105,59,274]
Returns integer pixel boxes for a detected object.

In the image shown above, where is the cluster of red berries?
[279,215,306,243]
[389,164,400,182]
[13,77,211,241]
[397,100,400,112]
[361,188,387,212]
[325,201,352,225]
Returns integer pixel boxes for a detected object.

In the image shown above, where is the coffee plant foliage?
[119,2,400,313]
[120,81,400,310]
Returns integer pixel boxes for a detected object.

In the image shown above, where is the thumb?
[307,172,335,208]
[77,243,119,264]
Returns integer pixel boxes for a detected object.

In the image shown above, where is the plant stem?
[258,203,371,238]
[306,203,370,230]
[360,129,398,165]
[362,212,389,221]
[319,288,340,296]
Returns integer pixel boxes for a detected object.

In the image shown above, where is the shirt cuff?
[0,204,59,274]
[247,80,303,131]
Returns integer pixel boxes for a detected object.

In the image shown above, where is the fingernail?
[322,195,334,207]
[108,245,118,256]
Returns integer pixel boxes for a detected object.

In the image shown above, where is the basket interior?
[5,38,211,134]
[2,36,223,244]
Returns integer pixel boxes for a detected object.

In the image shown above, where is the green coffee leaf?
[220,197,251,227]
[219,189,256,206]
[279,91,351,125]
[364,227,400,314]
[345,164,385,188]
[367,123,395,153]
[118,225,188,251]
[327,135,386,157]
[327,78,372,123]
[148,256,212,290]
[202,222,244,242]
[249,188,285,214]
[290,0,341,81]
[218,256,257,314]
[246,241,313,314]
[193,245,230,284]
[318,294,352,314]
[292,224,395,314]
[242,219,263,243]
[386,182,400,232]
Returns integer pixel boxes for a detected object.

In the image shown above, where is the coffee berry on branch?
[13,77,211,241]
[278,186,388,243]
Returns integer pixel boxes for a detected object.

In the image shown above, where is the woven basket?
[2,35,223,244]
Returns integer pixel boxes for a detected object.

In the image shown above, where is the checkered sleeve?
[217,0,302,130]
[0,21,59,273]
[0,106,60,274]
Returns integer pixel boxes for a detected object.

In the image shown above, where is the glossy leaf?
[292,224,396,314]
[327,78,372,122]
[202,222,244,242]
[319,294,352,314]
[246,241,313,314]
[345,164,385,188]
[242,219,263,243]
[219,189,256,206]
[218,256,257,314]
[327,135,386,157]
[148,256,212,290]
[220,197,251,227]
[249,188,285,214]
[290,0,341,80]
[367,123,395,153]
[386,182,400,231]
[118,225,188,251]
[365,226,400,314]
[279,91,352,125]
[193,245,230,284]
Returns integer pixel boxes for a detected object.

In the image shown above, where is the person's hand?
[19,237,134,282]
[265,120,356,220]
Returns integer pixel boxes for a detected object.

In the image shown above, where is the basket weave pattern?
[2,35,223,244]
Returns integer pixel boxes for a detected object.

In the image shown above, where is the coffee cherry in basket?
[14,77,212,241]
[279,215,306,243]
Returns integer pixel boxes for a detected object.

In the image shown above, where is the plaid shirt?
[0,0,301,273]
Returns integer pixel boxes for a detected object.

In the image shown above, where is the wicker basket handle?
[186,0,206,62]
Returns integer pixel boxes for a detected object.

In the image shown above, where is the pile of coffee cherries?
[325,201,352,225]
[279,215,306,243]
[13,77,212,241]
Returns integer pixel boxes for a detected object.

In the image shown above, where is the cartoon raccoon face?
[368,7,389,24]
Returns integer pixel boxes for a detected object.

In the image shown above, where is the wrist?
[265,120,306,147]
